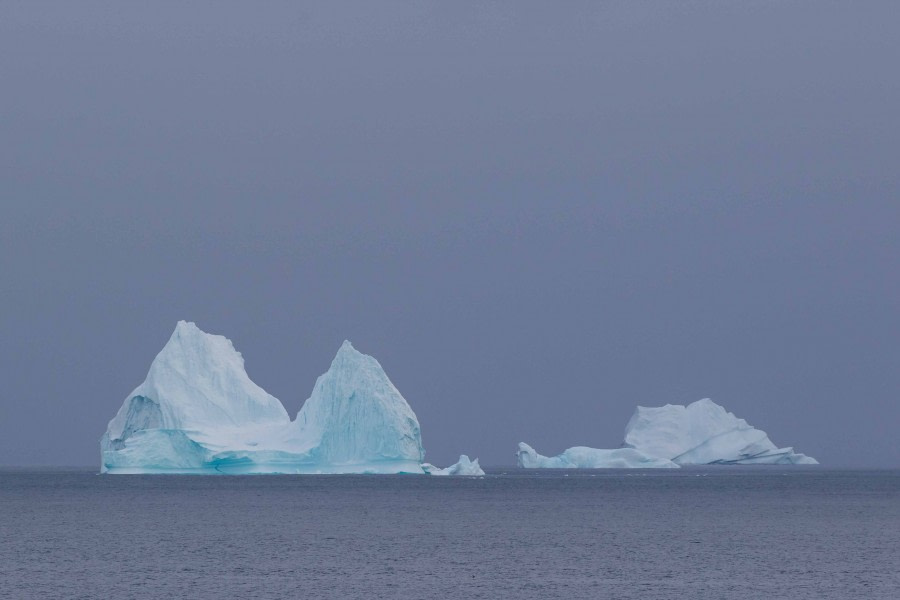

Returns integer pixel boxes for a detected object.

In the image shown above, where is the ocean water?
[1,468,897,599]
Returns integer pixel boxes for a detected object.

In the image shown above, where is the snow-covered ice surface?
[519,398,816,469]
[423,455,485,476]
[516,443,678,469]
[101,322,428,474]
[624,398,818,465]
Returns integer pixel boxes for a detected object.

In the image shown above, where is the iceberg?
[624,398,818,465]
[100,321,290,473]
[275,339,425,474]
[101,322,428,474]
[516,442,678,469]
[423,455,485,476]
[518,398,817,469]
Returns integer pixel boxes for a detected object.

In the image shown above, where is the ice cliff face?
[518,398,816,469]
[101,323,428,474]
[624,398,818,465]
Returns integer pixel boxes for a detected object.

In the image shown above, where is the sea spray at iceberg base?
[518,398,817,469]
[101,322,481,475]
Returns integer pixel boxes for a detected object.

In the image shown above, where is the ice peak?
[687,398,725,413]
[169,320,208,342]
[166,320,229,348]
[104,320,288,446]
[156,321,244,371]
[175,319,198,331]
[328,340,382,374]
[293,339,424,465]
[335,339,359,358]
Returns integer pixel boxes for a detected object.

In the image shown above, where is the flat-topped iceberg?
[516,443,678,469]
[518,398,817,469]
[423,455,485,476]
[101,322,432,474]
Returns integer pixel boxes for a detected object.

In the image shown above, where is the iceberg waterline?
[101,322,479,475]
[518,398,817,469]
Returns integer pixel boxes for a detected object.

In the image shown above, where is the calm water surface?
[1,468,898,599]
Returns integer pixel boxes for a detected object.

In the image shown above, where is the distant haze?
[1,2,898,467]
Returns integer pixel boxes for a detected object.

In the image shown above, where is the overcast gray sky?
[1,2,898,467]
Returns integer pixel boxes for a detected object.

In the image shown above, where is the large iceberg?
[101,322,436,474]
[100,321,290,473]
[624,398,818,465]
[518,398,817,469]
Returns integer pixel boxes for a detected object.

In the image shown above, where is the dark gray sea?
[1,468,898,599]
